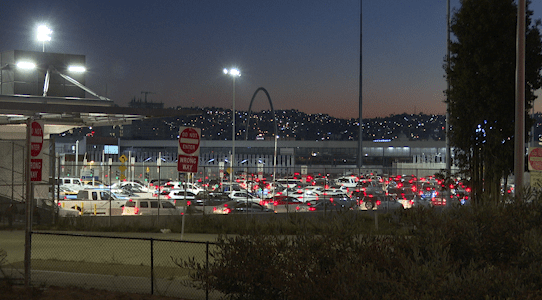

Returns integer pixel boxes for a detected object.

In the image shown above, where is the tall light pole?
[223,68,241,189]
[514,0,526,197]
[37,25,52,52]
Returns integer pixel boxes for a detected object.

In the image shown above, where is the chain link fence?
[29,231,220,299]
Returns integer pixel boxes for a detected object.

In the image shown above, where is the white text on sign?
[32,127,42,135]
[30,158,42,181]
[177,155,198,173]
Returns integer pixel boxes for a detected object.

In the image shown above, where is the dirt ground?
[1,283,186,300]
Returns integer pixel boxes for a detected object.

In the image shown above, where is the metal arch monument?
[244,87,278,141]
[243,87,279,190]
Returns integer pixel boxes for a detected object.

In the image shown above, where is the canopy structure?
[0,94,197,139]
[0,50,198,139]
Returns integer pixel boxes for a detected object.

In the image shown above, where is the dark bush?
[179,196,542,299]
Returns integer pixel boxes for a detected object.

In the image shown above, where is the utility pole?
[358,0,363,170]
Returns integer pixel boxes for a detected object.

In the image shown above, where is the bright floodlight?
[16,62,36,69]
[37,25,52,42]
[68,65,86,73]
[223,68,241,77]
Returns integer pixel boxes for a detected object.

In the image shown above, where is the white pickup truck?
[57,189,126,215]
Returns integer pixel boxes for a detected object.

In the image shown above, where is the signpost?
[26,119,44,286]
[177,127,201,239]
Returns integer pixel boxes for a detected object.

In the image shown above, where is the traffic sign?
[30,159,42,181]
[178,154,199,173]
[178,127,201,155]
[30,120,44,182]
[528,147,542,171]
[178,127,201,173]
[30,120,44,157]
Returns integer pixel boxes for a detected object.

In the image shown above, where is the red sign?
[31,159,42,181]
[178,127,201,173]
[529,147,542,171]
[30,121,44,157]
[178,155,199,173]
[179,127,200,155]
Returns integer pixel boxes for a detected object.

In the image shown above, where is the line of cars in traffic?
[54,173,471,216]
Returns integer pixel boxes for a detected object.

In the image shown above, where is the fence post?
[151,238,154,295]
[206,241,209,300]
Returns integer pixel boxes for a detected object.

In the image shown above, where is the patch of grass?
[8,260,190,279]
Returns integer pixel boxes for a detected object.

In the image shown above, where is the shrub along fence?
[177,199,542,300]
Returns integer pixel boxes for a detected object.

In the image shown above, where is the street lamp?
[37,25,52,52]
[223,68,241,189]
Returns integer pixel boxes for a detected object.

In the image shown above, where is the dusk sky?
[2,0,542,119]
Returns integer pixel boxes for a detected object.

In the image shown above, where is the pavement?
[2,267,222,299]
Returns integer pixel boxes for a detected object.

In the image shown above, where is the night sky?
[1,0,542,119]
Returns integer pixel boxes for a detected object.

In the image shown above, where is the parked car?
[358,194,404,211]
[410,194,433,208]
[292,190,320,202]
[325,192,358,209]
[212,200,273,214]
[161,181,203,194]
[304,199,354,212]
[81,180,107,188]
[56,186,78,200]
[122,199,183,215]
[110,181,152,193]
[334,176,359,188]
[394,193,417,209]
[58,177,84,191]
[189,191,231,212]
[261,196,304,213]
[149,178,173,189]
[166,189,198,201]
[227,191,262,203]
[276,178,302,189]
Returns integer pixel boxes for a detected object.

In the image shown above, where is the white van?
[122,199,184,215]
[58,189,125,215]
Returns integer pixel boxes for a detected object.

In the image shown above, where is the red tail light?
[134,207,139,214]
[376,200,381,205]
[187,201,191,206]
[309,207,316,211]
[224,208,231,214]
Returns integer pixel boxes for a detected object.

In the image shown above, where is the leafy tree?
[445,0,542,202]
